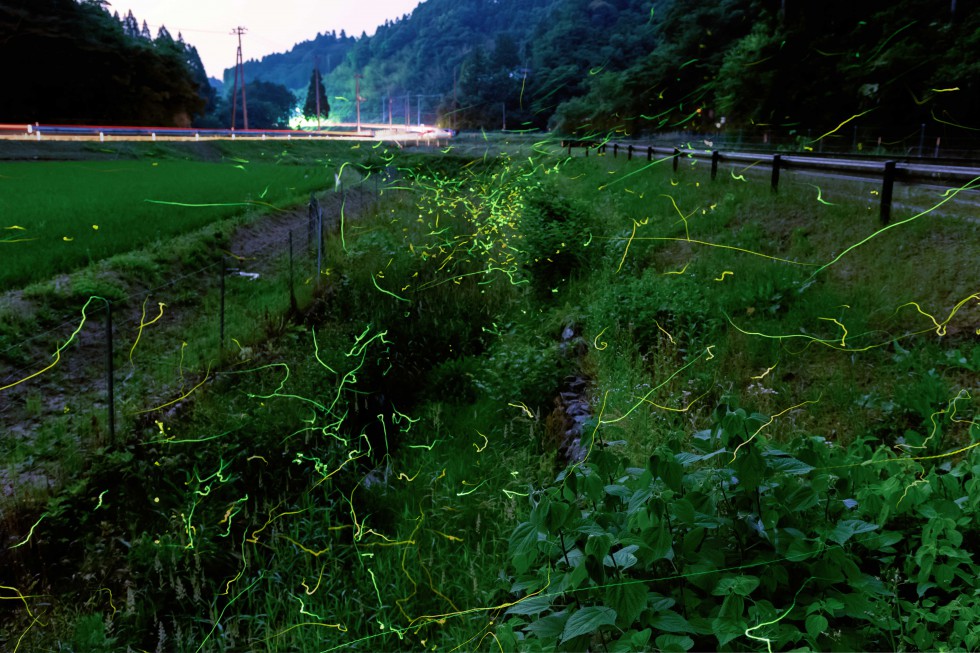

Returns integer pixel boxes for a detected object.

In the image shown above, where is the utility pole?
[230,26,248,130]
[354,73,363,133]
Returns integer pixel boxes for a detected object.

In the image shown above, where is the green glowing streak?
[94,490,108,510]
[145,200,249,208]
[597,155,671,190]
[809,184,837,205]
[144,199,286,212]
[600,348,709,426]
[312,327,337,373]
[154,429,237,445]
[407,440,443,450]
[744,580,812,653]
[195,572,263,653]
[609,236,818,267]
[456,480,488,496]
[9,513,47,549]
[0,295,105,392]
[809,108,876,144]
[371,274,410,302]
[811,175,980,278]
[867,21,917,63]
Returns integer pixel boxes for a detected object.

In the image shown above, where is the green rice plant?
[0,158,329,288]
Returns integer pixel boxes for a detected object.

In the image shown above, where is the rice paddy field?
[0,143,345,288]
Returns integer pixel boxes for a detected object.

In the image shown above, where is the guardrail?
[561,140,980,225]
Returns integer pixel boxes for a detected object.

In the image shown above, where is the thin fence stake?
[316,197,324,286]
[105,300,115,445]
[289,230,297,311]
[647,146,652,161]
[672,148,679,172]
[613,143,618,158]
[627,144,633,161]
[711,150,720,181]
[880,160,897,225]
[771,154,781,193]
[219,256,226,358]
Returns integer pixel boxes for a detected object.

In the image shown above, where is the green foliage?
[302,67,330,121]
[500,406,980,651]
[0,0,205,125]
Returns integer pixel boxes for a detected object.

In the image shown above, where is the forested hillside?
[221,30,356,94]
[241,0,977,143]
[0,0,211,126]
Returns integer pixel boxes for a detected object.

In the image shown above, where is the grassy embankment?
[2,139,978,651]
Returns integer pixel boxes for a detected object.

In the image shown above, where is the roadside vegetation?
[1,138,977,651]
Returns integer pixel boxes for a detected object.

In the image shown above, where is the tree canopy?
[303,67,330,121]
[0,0,208,126]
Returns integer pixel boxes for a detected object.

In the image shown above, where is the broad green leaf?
[711,615,744,646]
[605,483,631,498]
[649,524,673,560]
[805,614,828,640]
[717,593,745,621]
[505,594,552,616]
[509,521,541,557]
[560,606,617,643]
[524,610,569,640]
[656,634,695,651]
[712,575,760,597]
[585,533,614,562]
[649,610,692,633]
[530,497,551,528]
[565,559,588,590]
[764,452,814,475]
[610,628,653,653]
[632,629,653,649]
[605,581,647,627]
[546,501,573,532]
[604,544,639,570]
[671,498,696,525]
[828,519,879,545]
[934,563,955,588]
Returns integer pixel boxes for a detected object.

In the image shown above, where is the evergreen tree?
[303,67,330,121]
[122,10,139,39]
[140,19,151,40]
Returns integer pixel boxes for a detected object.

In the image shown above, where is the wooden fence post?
[627,144,633,161]
[647,146,653,161]
[672,148,679,172]
[771,154,781,193]
[711,150,720,181]
[880,161,897,225]
[613,143,618,158]
[105,300,115,445]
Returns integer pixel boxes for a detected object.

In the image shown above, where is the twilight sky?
[107,0,423,78]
